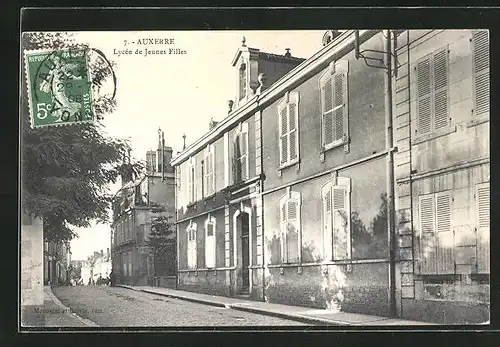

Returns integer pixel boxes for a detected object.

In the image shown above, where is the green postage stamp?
[24,48,95,128]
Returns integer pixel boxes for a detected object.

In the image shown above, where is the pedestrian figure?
[109,269,116,287]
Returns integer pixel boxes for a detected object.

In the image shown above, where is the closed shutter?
[476,183,490,273]
[435,191,454,274]
[332,187,348,260]
[210,149,215,194]
[322,78,334,146]
[188,164,193,203]
[433,49,449,130]
[417,58,432,135]
[206,223,215,268]
[146,151,152,173]
[288,103,297,161]
[286,200,299,263]
[418,195,437,274]
[473,31,490,116]
[333,73,344,142]
[322,187,332,261]
[280,107,288,164]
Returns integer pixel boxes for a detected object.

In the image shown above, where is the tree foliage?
[21,32,143,242]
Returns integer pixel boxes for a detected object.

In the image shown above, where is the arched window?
[279,191,301,263]
[205,215,216,268]
[321,177,351,261]
[239,63,247,100]
[187,221,197,269]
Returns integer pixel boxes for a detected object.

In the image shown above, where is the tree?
[146,211,176,279]
[21,32,143,242]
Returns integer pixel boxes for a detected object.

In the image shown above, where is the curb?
[116,285,341,326]
[46,287,99,327]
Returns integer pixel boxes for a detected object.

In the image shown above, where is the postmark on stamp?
[24,48,95,128]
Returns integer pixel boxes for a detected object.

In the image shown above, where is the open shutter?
[418,195,437,274]
[333,73,344,142]
[286,200,299,263]
[241,132,248,180]
[332,187,348,260]
[417,58,432,135]
[433,49,449,130]
[206,222,215,268]
[435,191,454,274]
[476,183,490,273]
[280,107,288,164]
[280,202,287,263]
[473,31,490,117]
[322,78,334,146]
[322,186,333,261]
[288,103,297,161]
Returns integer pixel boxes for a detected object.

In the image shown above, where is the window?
[476,182,490,273]
[472,30,489,117]
[187,221,197,269]
[239,63,247,100]
[128,253,132,277]
[205,215,216,268]
[188,157,196,203]
[418,191,453,275]
[278,92,300,167]
[321,177,351,261]
[319,61,349,150]
[122,252,128,276]
[233,123,249,183]
[416,48,450,136]
[279,191,301,263]
[203,145,215,197]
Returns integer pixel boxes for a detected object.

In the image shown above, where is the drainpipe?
[385,29,398,318]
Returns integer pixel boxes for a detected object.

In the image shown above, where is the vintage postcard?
[20,24,490,329]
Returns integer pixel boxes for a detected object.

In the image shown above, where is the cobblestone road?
[52,286,309,327]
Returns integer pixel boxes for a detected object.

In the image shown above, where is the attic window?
[239,63,247,100]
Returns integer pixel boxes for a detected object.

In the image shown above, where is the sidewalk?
[117,284,436,326]
[21,286,98,328]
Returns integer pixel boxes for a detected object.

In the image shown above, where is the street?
[52,286,309,327]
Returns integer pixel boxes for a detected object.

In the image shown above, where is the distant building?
[44,239,71,286]
[81,249,112,284]
[111,131,176,287]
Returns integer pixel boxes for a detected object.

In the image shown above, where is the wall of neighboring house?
[394,29,490,324]
[21,213,44,306]
[259,31,392,315]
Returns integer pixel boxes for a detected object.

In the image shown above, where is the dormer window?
[239,63,247,100]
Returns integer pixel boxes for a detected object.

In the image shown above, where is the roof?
[171,30,377,166]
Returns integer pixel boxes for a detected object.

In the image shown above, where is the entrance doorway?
[241,212,250,294]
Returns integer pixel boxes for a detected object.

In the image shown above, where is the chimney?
[100,249,104,258]
[284,48,291,57]
[228,100,234,114]
[182,134,186,150]
[106,248,110,259]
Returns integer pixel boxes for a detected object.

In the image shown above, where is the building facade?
[171,30,489,324]
[44,239,71,286]
[111,134,176,286]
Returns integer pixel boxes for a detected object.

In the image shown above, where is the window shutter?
[433,49,449,130]
[322,187,333,261]
[332,187,348,260]
[476,183,490,273]
[280,107,288,164]
[241,132,248,179]
[473,31,490,116]
[435,191,454,274]
[280,201,287,263]
[206,223,215,268]
[211,150,215,194]
[418,195,437,274]
[417,58,432,135]
[288,103,297,161]
[334,74,344,142]
[286,200,299,263]
[322,78,334,146]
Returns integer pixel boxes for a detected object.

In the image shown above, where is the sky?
[69,30,326,261]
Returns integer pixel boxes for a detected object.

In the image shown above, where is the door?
[241,212,250,293]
